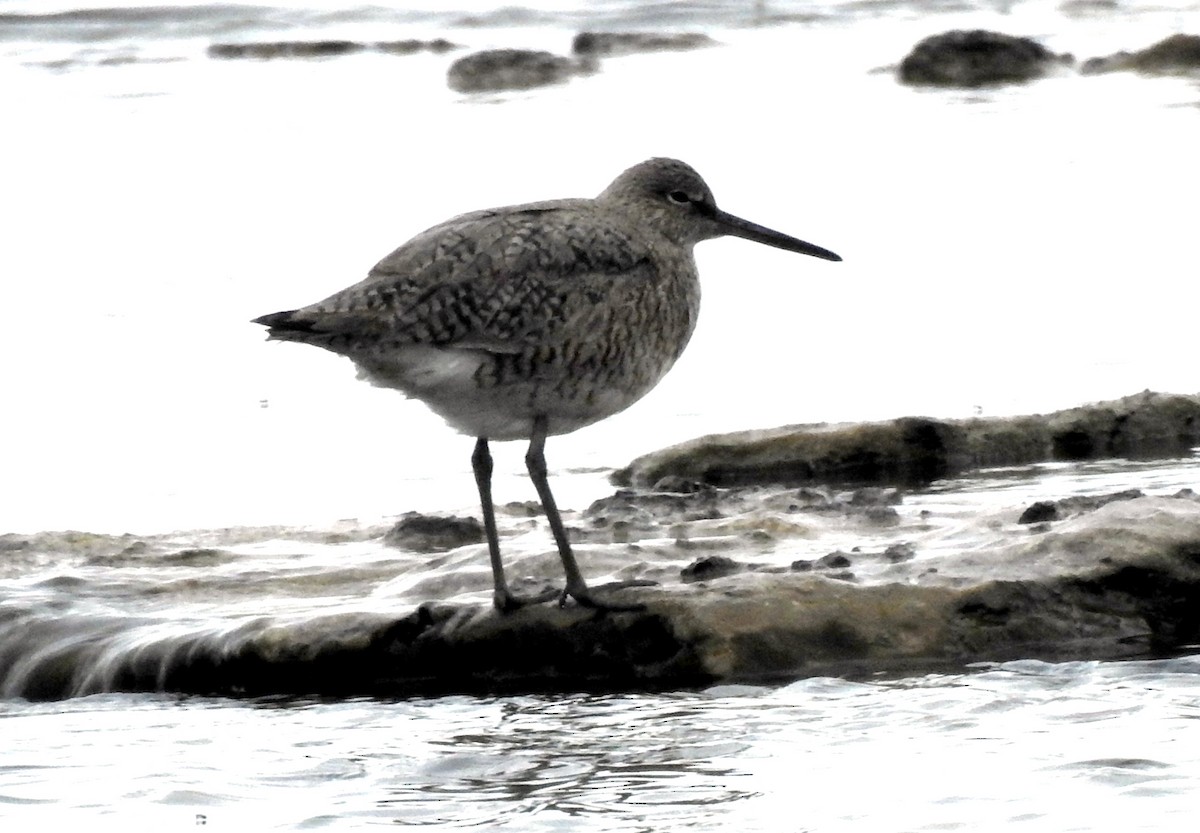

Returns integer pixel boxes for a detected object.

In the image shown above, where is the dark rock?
[680,555,744,583]
[447,49,589,93]
[572,31,717,57]
[384,512,484,552]
[791,487,838,509]
[1082,34,1200,75]
[865,506,901,526]
[816,552,852,569]
[1019,501,1060,524]
[883,542,916,563]
[614,391,1200,489]
[163,548,233,566]
[847,487,902,506]
[374,38,460,56]
[898,30,1070,87]
[614,417,963,489]
[88,541,233,568]
[208,40,367,60]
[54,603,707,700]
[208,39,459,61]
[1020,490,1145,524]
[790,558,854,580]
[1046,394,1200,461]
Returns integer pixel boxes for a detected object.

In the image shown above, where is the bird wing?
[279,200,660,354]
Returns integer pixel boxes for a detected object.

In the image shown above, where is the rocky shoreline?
[10,392,1196,702]
[52,490,1197,701]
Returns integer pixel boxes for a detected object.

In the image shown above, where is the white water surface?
[2,657,1200,831]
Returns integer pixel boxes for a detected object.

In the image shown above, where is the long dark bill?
[714,208,842,262]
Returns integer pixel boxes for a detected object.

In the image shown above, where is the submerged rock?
[899,30,1071,87]
[571,31,717,57]
[1082,34,1200,75]
[883,542,917,562]
[384,513,484,552]
[1017,489,1145,524]
[208,40,365,60]
[0,534,30,552]
[208,38,459,60]
[375,38,460,56]
[793,551,855,578]
[680,554,745,583]
[614,391,1200,489]
[447,49,590,93]
[1017,500,1059,525]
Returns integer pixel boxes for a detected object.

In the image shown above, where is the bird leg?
[472,437,557,612]
[525,416,655,611]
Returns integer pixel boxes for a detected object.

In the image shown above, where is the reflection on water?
[4,657,1198,830]
[386,695,756,828]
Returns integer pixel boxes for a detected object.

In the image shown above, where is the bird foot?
[560,579,658,612]
[493,586,560,613]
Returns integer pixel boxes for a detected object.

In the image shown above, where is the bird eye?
[667,190,691,205]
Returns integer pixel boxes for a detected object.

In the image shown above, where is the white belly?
[351,345,653,441]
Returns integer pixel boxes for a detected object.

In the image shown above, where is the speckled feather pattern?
[259,163,710,439]
[254,158,837,441]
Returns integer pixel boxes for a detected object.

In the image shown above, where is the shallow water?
[3,0,1200,827]
[3,657,1199,830]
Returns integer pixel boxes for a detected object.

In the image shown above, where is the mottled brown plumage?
[254,158,840,611]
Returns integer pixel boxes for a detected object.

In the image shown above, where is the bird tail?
[252,310,321,343]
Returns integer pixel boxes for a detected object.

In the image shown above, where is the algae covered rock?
[615,392,1200,490]
[614,418,962,489]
